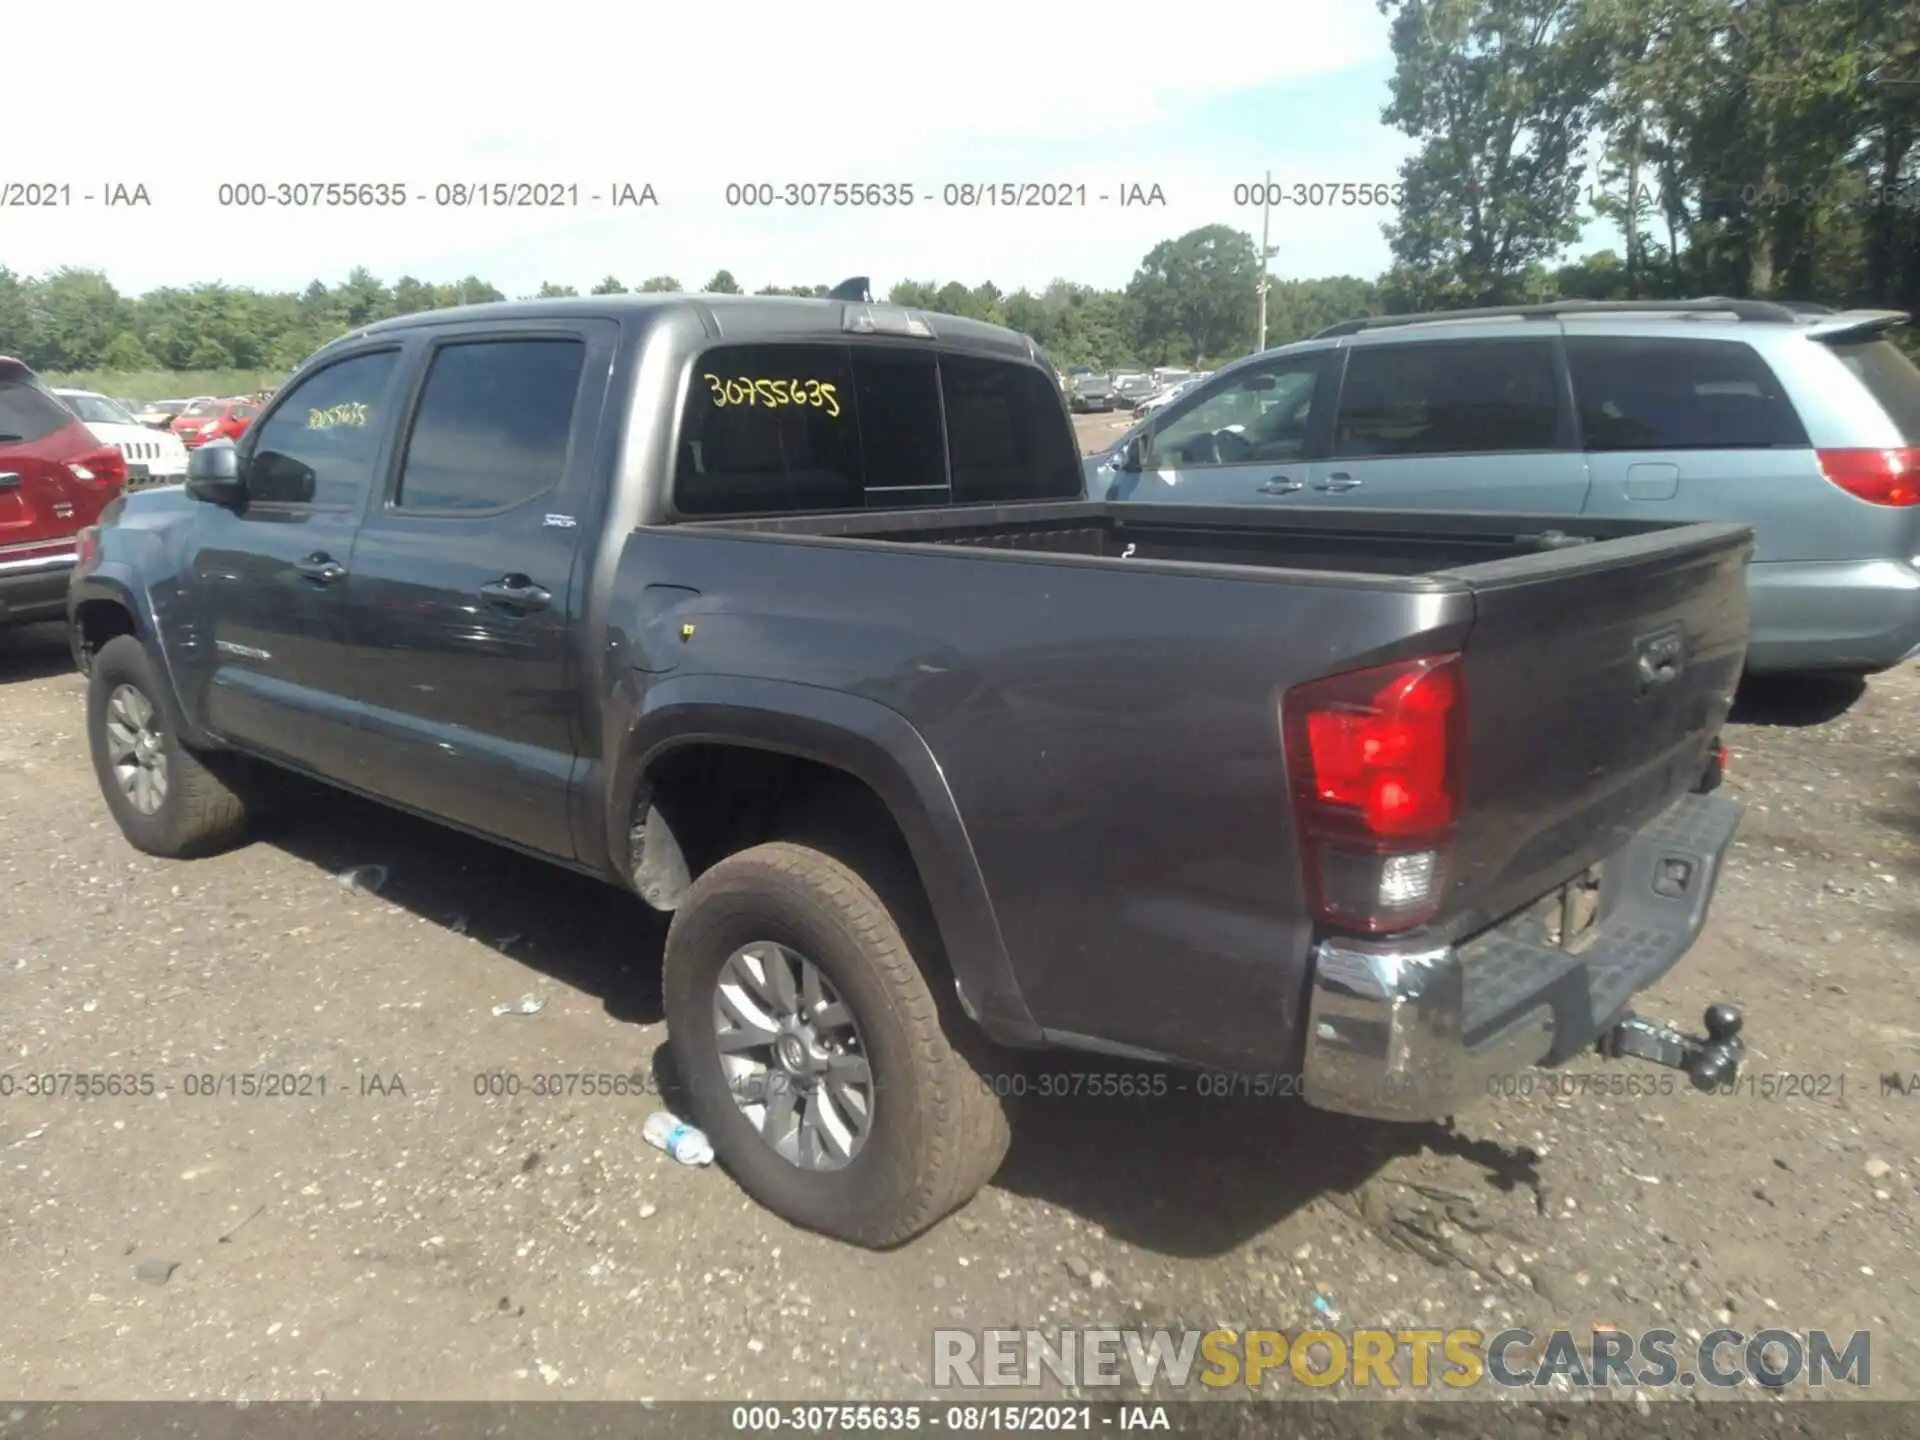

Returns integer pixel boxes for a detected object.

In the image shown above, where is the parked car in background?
[1064,365,1119,413]
[1135,373,1205,416]
[1086,299,1920,681]
[1112,372,1158,409]
[134,399,189,429]
[0,358,127,628]
[171,397,261,449]
[55,390,190,488]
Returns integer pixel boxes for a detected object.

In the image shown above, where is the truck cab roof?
[347,293,1045,366]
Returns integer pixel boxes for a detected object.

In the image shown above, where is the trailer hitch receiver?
[1598,1004,1744,1091]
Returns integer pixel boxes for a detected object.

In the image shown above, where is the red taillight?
[1816,448,1920,507]
[67,444,128,489]
[1283,653,1465,934]
[75,526,100,568]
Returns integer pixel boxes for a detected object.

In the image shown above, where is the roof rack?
[1310,296,1809,339]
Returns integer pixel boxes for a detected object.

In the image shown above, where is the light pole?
[1256,168,1273,352]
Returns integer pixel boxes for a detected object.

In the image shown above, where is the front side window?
[1333,339,1561,458]
[395,339,586,511]
[1565,336,1808,451]
[246,350,400,507]
[1148,355,1324,468]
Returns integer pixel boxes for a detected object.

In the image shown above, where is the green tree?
[591,275,627,294]
[99,331,153,371]
[1126,225,1261,363]
[536,281,579,298]
[637,275,683,293]
[26,268,129,370]
[1378,0,1610,305]
[703,269,742,294]
[334,266,392,326]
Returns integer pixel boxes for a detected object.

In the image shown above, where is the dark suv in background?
[1088,299,1920,681]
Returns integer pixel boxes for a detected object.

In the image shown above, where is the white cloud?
[8,0,1397,295]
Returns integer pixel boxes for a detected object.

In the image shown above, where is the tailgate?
[1438,521,1751,937]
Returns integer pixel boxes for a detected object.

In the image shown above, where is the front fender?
[68,564,213,749]
[607,673,1041,1046]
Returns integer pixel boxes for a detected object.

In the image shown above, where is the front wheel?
[87,635,254,858]
[662,841,1011,1247]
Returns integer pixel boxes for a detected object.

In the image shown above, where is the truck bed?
[626,501,1751,1070]
[690,500,1748,588]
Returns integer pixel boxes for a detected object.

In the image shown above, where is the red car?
[0,357,128,629]
[171,396,260,449]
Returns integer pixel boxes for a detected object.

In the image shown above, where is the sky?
[7,0,1449,299]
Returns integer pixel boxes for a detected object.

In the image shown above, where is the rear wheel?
[87,635,254,858]
[662,841,1011,1247]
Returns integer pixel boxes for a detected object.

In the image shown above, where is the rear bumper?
[1744,557,1920,673]
[1301,791,1741,1122]
[0,549,76,627]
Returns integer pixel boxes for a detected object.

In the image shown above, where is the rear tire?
[662,841,1012,1247]
[87,635,253,858]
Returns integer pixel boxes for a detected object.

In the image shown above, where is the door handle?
[480,575,552,613]
[1257,476,1303,494]
[294,553,347,584]
[1313,473,1362,492]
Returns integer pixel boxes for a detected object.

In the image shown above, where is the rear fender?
[607,673,1041,1045]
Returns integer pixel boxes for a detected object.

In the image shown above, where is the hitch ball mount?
[1598,1004,1745,1092]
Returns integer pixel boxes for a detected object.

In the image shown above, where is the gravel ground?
[3,449,1916,1416]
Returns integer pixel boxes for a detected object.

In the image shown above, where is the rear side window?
[941,353,1083,504]
[1829,338,1920,443]
[396,339,587,511]
[673,342,1076,516]
[1333,339,1560,457]
[1565,336,1808,450]
[0,374,79,445]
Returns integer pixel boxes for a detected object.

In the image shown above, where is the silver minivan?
[1087,299,1920,678]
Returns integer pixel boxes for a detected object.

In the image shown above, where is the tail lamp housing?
[1817,448,1919,507]
[1282,653,1466,934]
[67,444,129,490]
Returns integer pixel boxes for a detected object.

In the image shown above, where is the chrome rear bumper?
[1301,791,1742,1122]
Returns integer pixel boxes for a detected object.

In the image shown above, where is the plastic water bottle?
[643,1111,715,1166]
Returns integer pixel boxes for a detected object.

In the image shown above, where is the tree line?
[3,0,1913,379]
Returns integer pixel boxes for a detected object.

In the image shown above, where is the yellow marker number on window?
[703,373,841,418]
[307,401,369,430]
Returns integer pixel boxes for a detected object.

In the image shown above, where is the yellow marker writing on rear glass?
[702,373,841,418]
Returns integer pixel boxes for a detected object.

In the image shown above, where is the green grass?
[39,369,281,402]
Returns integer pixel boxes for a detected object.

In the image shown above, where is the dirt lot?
[2,441,1917,1412]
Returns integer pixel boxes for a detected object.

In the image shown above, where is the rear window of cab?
[674,342,1080,517]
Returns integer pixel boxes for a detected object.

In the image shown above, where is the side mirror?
[1112,433,1146,473]
[185,440,246,505]
[1244,374,1277,392]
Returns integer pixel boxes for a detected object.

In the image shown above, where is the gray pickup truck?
[69,292,1752,1246]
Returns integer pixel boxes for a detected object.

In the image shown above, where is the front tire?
[87,635,253,858]
[662,842,1011,1247]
